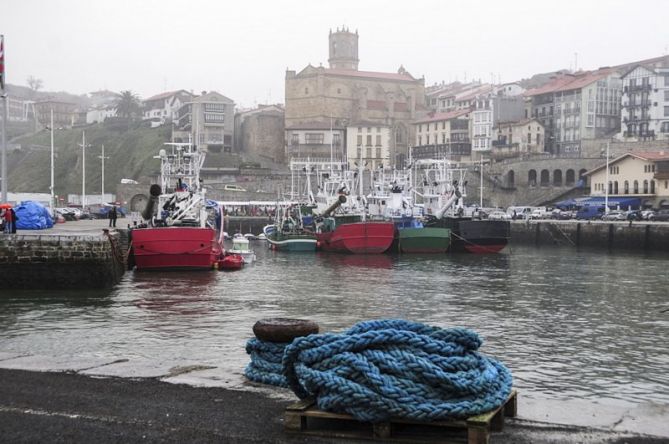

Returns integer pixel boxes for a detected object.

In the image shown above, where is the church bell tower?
[328,27,359,71]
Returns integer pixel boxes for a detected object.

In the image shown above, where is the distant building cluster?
[5,27,669,175]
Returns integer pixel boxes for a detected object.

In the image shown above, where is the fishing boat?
[228,236,256,264]
[263,203,318,252]
[312,171,394,255]
[367,169,450,254]
[129,143,223,270]
[415,160,510,254]
[218,253,243,270]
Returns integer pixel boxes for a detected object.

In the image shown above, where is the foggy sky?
[1,0,667,108]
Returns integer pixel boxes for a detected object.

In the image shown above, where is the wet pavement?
[0,356,667,443]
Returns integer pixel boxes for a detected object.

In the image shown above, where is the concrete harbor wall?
[0,231,125,289]
[510,220,669,252]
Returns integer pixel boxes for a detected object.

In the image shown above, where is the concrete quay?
[0,362,666,443]
[0,219,126,289]
[510,219,669,252]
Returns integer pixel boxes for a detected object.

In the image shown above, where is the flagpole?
[1,34,7,203]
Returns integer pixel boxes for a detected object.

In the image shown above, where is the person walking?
[10,208,17,233]
[109,205,118,228]
[4,207,15,234]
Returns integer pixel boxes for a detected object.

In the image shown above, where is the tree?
[26,75,43,99]
[115,90,141,120]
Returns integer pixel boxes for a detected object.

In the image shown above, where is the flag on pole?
[0,35,5,91]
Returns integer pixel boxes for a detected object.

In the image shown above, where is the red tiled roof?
[324,68,417,82]
[524,69,615,97]
[414,109,470,124]
[456,85,493,102]
[632,151,669,161]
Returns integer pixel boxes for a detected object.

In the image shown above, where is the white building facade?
[345,123,391,170]
[619,65,669,141]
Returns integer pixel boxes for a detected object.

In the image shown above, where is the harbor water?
[1,243,668,413]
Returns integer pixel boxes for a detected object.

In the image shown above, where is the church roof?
[323,68,417,82]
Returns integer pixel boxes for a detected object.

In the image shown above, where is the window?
[366,147,372,158]
[375,148,381,158]
[633,180,639,194]
[304,133,323,144]
[304,88,309,94]
[665,90,669,102]
[426,134,430,145]
[357,135,362,146]
[419,125,422,132]
[204,103,226,112]
[366,135,372,146]
[418,136,422,145]
[375,135,381,146]
[624,181,629,194]
[204,113,225,123]
[651,180,656,194]
[442,121,446,129]
[290,133,299,145]
[665,106,669,117]
[337,88,342,94]
[644,180,649,194]
[528,133,532,144]
[662,122,669,133]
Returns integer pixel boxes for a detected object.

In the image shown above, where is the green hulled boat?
[263,224,318,252]
[391,218,451,253]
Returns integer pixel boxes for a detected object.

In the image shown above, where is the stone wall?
[0,232,125,289]
[510,220,669,251]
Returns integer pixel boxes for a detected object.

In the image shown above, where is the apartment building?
[618,65,669,141]
[345,122,391,170]
[492,119,545,161]
[525,68,622,155]
[173,91,235,153]
[412,109,471,161]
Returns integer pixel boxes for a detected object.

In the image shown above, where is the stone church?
[285,27,426,167]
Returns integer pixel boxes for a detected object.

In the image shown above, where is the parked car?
[641,210,656,221]
[653,209,669,221]
[488,210,511,220]
[530,208,552,220]
[625,210,643,221]
[601,210,626,221]
[551,209,574,220]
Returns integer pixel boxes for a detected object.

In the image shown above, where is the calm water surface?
[1,244,668,408]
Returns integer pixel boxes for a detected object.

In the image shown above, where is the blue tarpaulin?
[555,197,641,210]
[15,201,54,230]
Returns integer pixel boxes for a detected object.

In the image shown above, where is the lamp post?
[78,131,91,209]
[604,141,610,214]
[98,144,109,204]
[49,108,54,214]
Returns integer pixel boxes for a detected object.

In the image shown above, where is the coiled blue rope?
[244,338,290,388]
[282,319,512,422]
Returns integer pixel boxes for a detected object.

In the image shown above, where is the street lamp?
[98,144,110,204]
[604,141,610,214]
[78,131,92,209]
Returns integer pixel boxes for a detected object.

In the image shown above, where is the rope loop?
[282,319,512,422]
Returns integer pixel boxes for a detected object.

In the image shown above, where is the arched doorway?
[540,169,550,186]
[528,169,537,187]
[553,169,563,186]
[507,170,515,187]
[566,169,575,186]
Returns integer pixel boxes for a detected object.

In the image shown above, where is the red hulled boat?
[316,219,395,254]
[129,143,223,271]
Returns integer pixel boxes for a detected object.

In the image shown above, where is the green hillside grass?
[7,123,170,197]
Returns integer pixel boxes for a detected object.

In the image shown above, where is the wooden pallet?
[285,390,517,444]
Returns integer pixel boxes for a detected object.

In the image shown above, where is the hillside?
[7,123,171,197]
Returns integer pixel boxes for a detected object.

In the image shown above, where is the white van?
[506,206,534,220]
